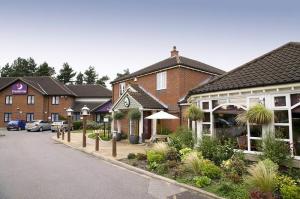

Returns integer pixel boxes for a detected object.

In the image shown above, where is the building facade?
[111,47,225,141]
[0,77,112,127]
[186,42,300,164]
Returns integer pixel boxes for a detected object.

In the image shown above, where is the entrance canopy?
[145,111,178,120]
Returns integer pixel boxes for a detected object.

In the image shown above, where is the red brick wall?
[0,82,75,127]
[112,66,215,134]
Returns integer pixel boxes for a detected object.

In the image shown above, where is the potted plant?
[237,104,273,125]
[187,104,204,133]
[128,108,141,144]
[113,111,125,141]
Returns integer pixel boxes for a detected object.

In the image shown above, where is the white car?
[51,121,72,132]
[26,120,51,132]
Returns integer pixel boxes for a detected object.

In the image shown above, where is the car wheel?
[18,127,21,131]
[39,127,43,132]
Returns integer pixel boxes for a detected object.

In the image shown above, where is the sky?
[0,0,299,86]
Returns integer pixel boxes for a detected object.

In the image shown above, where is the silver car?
[26,120,51,132]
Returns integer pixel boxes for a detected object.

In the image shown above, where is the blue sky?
[0,0,299,85]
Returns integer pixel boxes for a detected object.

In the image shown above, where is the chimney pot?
[170,46,179,57]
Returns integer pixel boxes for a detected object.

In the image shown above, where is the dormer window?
[156,71,167,90]
[119,82,126,96]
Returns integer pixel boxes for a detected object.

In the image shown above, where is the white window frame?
[119,82,126,96]
[5,96,12,105]
[27,95,35,105]
[156,71,167,90]
[26,113,34,122]
[4,113,12,122]
[52,96,60,105]
[51,113,59,122]
[200,100,213,137]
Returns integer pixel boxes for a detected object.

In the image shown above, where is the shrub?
[198,136,235,165]
[183,151,203,175]
[275,175,300,199]
[193,176,211,188]
[152,142,170,156]
[179,147,193,159]
[127,153,136,159]
[166,147,180,161]
[146,150,165,164]
[221,152,246,182]
[245,159,278,194]
[245,104,273,125]
[113,111,125,120]
[169,127,194,151]
[167,160,178,168]
[187,104,204,121]
[147,161,159,171]
[136,153,147,161]
[86,120,101,130]
[216,181,249,199]
[73,121,83,130]
[156,163,169,175]
[260,132,292,167]
[200,159,222,179]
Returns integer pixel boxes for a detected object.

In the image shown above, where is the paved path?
[0,131,207,199]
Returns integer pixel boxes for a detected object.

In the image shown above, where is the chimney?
[170,46,179,57]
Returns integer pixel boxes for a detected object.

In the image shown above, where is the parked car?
[26,120,51,132]
[51,121,73,132]
[7,120,26,131]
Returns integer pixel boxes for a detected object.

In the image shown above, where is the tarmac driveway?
[0,130,208,199]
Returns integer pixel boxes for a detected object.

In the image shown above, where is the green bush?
[113,111,125,120]
[166,147,180,161]
[167,160,178,168]
[156,163,169,175]
[169,127,194,151]
[245,159,278,194]
[127,153,136,159]
[221,152,246,182]
[187,104,204,121]
[86,120,101,130]
[179,147,193,159]
[147,161,159,171]
[182,151,203,175]
[215,181,249,199]
[198,136,235,165]
[193,176,211,188]
[73,121,83,130]
[200,159,222,179]
[275,175,300,199]
[146,150,165,164]
[128,109,141,120]
[152,142,170,156]
[260,132,292,167]
[136,153,147,161]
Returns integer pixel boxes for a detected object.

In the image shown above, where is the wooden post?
[68,116,71,142]
[112,131,117,157]
[83,115,87,147]
[62,128,64,140]
[95,131,99,151]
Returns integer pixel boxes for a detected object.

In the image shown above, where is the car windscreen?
[8,121,18,125]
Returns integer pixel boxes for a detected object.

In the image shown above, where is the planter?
[129,135,139,144]
[116,133,122,141]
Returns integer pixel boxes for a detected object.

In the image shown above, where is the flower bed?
[120,127,300,199]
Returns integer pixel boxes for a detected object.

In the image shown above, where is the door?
[143,111,152,139]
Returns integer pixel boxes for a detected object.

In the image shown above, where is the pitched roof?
[0,76,75,95]
[72,101,108,112]
[111,55,225,83]
[128,84,166,109]
[67,84,112,98]
[188,42,300,96]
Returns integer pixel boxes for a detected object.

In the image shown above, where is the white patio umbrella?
[145,111,178,135]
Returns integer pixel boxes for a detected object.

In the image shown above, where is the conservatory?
[186,42,300,160]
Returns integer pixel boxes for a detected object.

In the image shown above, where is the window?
[119,83,126,96]
[274,96,286,107]
[26,113,34,122]
[51,113,59,122]
[5,96,12,104]
[27,95,35,104]
[52,96,59,105]
[4,113,12,122]
[156,71,167,90]
[73,112,81,121]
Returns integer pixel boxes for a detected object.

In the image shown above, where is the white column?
[129,119,132,135]
[111,111,115,133]
[151,111,157,141]
[192,121,196,134]
[117,120,121,133]
[196,121,201,145]
[139,111,143,143]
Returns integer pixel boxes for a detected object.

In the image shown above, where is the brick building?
[0,76,112,127]
[110,47,225,141]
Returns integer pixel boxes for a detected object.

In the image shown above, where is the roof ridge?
[50,76,77,96]
[189,42,296,95]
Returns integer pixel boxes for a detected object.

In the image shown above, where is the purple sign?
[12,82,27,95]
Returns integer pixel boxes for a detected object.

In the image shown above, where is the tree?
[96,75,109,87]
[56,63,76,84]
[116,68,130,79]
[84,66,98,84]
[0,63,13,77]
[35,62,55,76]
[76,72,84,85]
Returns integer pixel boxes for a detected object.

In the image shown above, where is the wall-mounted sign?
[12,82,27,95]
[124,96,130,107]
[104,118,109,123]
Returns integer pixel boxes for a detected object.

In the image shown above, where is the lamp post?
[66,107,73,142]
[81,105,90,147]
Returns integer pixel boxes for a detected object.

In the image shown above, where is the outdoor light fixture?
[81,105,90,116]
[66,107,74,116]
